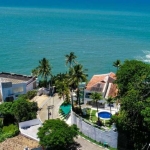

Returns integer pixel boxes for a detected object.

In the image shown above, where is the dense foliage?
[0,97,38,125]
[115,60,150,150]
[0,124,19,142]
[26,90,37,99]
[38,119,78,150]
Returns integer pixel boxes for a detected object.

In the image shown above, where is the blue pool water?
[60,104,71,115]
[98,111,112,119]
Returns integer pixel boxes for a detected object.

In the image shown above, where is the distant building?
[84,72,118,104]
[0,72,37,102]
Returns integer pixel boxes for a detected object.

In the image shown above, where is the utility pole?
[47,105,54,120]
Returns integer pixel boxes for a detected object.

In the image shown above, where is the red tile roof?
[107,83,118,98]
[86,72,117,98]
[86,72,116,91]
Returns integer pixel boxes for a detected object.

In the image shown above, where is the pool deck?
[90,106,118,115]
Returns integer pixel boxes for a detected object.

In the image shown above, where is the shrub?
[26,90,37,99]
[62,100,70,106]
[0,118,3,128]
[0,124,19,142]
[2,124,19,135]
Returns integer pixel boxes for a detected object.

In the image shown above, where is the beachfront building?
[84,72,118,105]
[0,72,37,103]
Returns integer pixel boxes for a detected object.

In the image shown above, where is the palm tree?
[90,92,102,120]
[113,59,121,71]
[56,81,69,101]
[106,96,114,114]
[31,67,39,76]
[54,73,68,84]
[69,64,88,106]
[65,52,77,68]
[69,64,87,88]
[32,58,52,87]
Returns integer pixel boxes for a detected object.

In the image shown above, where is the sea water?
[0,2,150,79]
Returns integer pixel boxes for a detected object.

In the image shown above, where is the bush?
[110,114,118,124]
[0,118,3,128]
[62,101,70,106]
[26,90,37,99]
[0,124,19,142]
[73,106,82,115]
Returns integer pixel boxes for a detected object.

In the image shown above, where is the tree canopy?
[32,58,52,87]
[115,59,150,97]
[65,52,77,68]
[38,119,78,150]
[0,97,38,125]
[113,59,121,71]
[90,92,102,113]
[114,60,150,150]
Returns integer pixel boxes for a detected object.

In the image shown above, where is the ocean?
[0,2,150,79]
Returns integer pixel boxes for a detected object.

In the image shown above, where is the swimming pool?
[60,104,71,115]
[98,111,112,119]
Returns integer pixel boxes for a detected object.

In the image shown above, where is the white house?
[0,72,37,102]
[84,72,118,104]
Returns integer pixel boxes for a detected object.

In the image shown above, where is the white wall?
[19,119,42,128]
[71,111,118,148]
[26,82,34,92]
[0,86,13,102]
[0,82,27,102]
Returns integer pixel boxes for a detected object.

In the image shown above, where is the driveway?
[38,94,63,122]
[74,136,106,150]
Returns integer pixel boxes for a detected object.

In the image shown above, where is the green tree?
[32,58,52,87]
[106,96,114,114]
[37,119,78,150]
[0,102,14,125]
[90,92,102,120]
[11,97,38,123]
[56,82,69,101]
[115,59,150,97]
[69,64,87,106]
[113,59,121,71]
[115,60,150,150]
[65,52,77,68]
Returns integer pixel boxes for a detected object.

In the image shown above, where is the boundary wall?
[71,111,118,148]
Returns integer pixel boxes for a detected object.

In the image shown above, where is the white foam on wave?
[136,50,150,63]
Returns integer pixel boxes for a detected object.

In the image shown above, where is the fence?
[71,111,118,148]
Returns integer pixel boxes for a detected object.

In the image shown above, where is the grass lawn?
[82,108,91,120]
[91,110,98,123]
[82,108,98,123]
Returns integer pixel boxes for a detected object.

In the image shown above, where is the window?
[13,87,23,93]
[85,93,92,98]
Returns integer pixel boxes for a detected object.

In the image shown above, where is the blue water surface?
[98,111,112,119]
[0,4,150,79]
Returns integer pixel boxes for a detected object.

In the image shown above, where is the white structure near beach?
[0,72,37,102]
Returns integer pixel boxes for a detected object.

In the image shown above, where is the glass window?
[13,87,23,93]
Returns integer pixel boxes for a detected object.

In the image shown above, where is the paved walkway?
[38,94,63,122]
[74,136,106,150]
